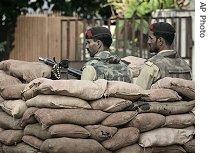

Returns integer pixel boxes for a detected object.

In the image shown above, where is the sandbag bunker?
[0,60,195,153]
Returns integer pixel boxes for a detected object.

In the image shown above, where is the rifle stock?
[39,57,82,79]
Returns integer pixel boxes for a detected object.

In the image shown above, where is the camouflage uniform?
[81,51,132,82]
[136,50,192,89]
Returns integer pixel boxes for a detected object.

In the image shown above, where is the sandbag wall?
[0,60,195,153]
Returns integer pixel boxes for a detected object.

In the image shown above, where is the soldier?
[136,22,192,89]
[81,26,132,82]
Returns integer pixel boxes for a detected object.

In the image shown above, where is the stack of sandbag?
[125,77,195,153]
[0,59,52,152]
[18,78,147,153]
[0,59,195,153]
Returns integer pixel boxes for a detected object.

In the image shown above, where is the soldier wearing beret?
[81,26,132,82]
[136,22,192,89]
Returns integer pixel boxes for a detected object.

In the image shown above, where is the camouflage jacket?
[84,51,132,82]
[149,50,192,80]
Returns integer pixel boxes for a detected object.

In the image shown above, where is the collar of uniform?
[94,51,111,60]
[158,50,174,54]
[157,50,177,58]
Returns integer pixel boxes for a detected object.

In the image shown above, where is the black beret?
[149,22,176,34]
[85,27,112,39]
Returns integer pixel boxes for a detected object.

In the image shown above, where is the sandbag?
[140,88,182,102]
[0,99,27,118]
[85,125,118,142]
[121,56,146,77]
[102,127,140,151]
[24,123,51,140]
[0,84,26,100]
[183,139,195,153]
[2,142,39,153]
[22,78,107,100]
[40,137,111,153]
[130,100,195,115]
[26,94,91,109]
[104,80,148,101]
[48,124,90,138]
[21,107,39,127]
[35,108,110,129]
[152,145,187,153]
[89,97,132,112]
[139,126,195,147]
[0,130,23,145]
[127,113,166,132]
[102,111,137,127]
[0,59,52,83]
[0,110,23,130]
[151,77,195,100]
[22,135,43,150]
[162,113,195,128]
[0,70,22,87]
[115,144,152,153]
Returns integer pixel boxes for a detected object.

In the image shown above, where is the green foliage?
[107,0,191,34]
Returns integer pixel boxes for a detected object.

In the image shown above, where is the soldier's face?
[86,39,99,57]
[147,31,159,53]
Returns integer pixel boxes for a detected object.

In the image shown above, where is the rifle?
[39,57,82,80]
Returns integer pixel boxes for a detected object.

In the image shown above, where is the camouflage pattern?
[149,50,192,80]
[84,51,132,82]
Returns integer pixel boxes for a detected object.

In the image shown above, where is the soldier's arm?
[135,61,160,90]
[81,65,97,81]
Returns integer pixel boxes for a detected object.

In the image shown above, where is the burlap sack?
[2,142,39,153]
[0,70,22,87]
[102,127,140,151]
[115,144,153,153]
[22,78,107,100]
[152,145,187,153]
[127,113,166,132]
[0,110,23,130]
[131,100,195,115]
[24,123,51,140]
[84,125,118,142]
[162,113,195,128]
[140,88,182,102]
[22,135,43,150]
[121,56,146,77]
[21,107,39,127]
[104,80,148,101]
[26,94,91,109]
[151,77,195,100]
[0,130,23,145]
[0,84,26,100]
[102,111,138,127]
[139,126,195,147]
[0,59,52,83]
[1,99,27,118]
[183,139,195,153]
[35,108,110,129]
[89,97,132,112]
[40,137,111,153]
[48,124,90,138]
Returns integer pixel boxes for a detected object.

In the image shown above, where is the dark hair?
[93,34,112,48]
[149,22,176,45]
[153,32,175,45]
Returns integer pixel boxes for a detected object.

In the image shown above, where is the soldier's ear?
[97,40,102,49]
